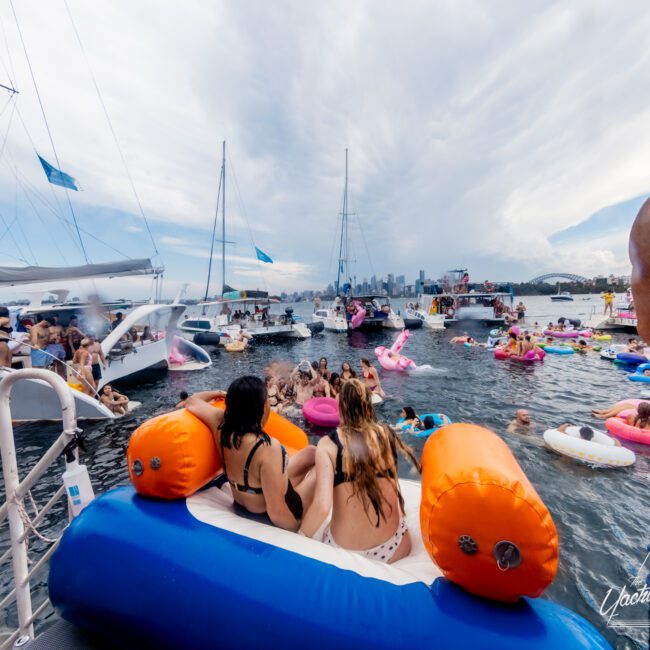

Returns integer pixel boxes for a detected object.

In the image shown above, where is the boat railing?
[0,369,81,648]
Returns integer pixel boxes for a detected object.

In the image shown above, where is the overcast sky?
[0,0,647,300]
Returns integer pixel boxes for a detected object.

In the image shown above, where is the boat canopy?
[0,259,158,286]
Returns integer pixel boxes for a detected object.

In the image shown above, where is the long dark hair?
[403,406,416,420]
[634,402,650,429]
[220,376,269,450]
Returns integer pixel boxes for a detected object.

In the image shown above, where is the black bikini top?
[328,429,394,488]
[220,434,288,495]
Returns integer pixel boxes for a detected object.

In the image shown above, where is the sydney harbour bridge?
[528,273,589,284]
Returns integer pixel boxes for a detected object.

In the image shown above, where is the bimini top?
[0,258,158,286]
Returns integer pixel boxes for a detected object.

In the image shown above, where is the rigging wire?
[14,173,37,263]
[227,154,271,295]
[204,164,223,301]
[62,0,159,259]
[0,10,17,88]
[9,0,90,263]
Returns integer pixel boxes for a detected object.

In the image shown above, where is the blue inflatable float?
[49,481,609,649]
[395,413,452,438]
[545,346,574,355]
[628,362,650,382]
[616,352,648,366]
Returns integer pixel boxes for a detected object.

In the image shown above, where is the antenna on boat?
[335,148,349,296]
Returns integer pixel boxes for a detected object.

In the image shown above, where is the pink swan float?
[374,329,417,371]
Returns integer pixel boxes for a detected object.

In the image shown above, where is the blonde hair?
[80,338,91,347]
[337,379,420,526]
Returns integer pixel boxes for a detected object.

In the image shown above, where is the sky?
[0,0,647,300]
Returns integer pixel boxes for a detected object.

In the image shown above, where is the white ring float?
[543,427,635,467]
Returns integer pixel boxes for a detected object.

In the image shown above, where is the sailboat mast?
[221,140,226,297]
[343,148,349,288]
[335,148,348,296]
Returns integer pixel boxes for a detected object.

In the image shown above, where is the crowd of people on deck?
[262,356,385,414]
[0,308,147,410]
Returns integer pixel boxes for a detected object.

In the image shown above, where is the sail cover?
[0,259,156,286]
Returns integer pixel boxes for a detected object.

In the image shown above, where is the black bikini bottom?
[233,480,303,526]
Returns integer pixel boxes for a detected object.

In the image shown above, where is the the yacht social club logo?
[600,550,650,628]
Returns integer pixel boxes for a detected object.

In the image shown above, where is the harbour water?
[1,294,648,648]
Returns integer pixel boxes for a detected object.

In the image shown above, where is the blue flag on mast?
[37,155,79,191]
[255,247,273,264]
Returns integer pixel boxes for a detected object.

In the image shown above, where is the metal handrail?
[0,369,77,646]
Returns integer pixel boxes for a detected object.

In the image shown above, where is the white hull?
[0,367,114,421]
[404,308,445,330]
[312,309,348,333]
[3,303,210,422]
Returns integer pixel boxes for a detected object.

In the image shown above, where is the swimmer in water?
[506,409,533,434]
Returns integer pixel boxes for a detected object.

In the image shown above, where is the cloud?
[0,0,648,297]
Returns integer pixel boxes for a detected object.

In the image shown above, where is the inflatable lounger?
[49,480,608,649]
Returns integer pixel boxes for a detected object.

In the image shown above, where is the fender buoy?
[302,397,339,428]
[420,423,558,602]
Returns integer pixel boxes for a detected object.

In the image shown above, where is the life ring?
[543,427,635,467]
[302,397,340,428]
[445,306,455,318]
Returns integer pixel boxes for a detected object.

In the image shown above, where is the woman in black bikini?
[186,376,317,531]
[0,306,13,367]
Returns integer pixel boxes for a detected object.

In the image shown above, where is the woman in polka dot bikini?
[300,378,420,564]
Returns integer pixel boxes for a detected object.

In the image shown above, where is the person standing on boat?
[515,301,526,323]
[360,358,385,397]
[0,306,13,368]
[111,312,124,330]
[87,335,107,386]
[72,339,96,395]
[602,289,615,317]
[65,316,85,360]
[30,317,52,368]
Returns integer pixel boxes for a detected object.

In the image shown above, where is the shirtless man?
[507,409,534,434]
[290,360,316,406]
[310,362,331,398]
[65,317,85,360]
[30,318,51,368]
[99,384,129,415]
[49,314,64,340]
[87,335,107,386]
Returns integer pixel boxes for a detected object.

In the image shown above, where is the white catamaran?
[0,260,210,421]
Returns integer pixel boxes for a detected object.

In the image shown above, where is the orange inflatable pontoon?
[420,423,558,602]
[127,400,308,500]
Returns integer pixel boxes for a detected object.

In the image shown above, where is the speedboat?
[550,292,573,302]
[312,296,348,332]
[178,291,311,345]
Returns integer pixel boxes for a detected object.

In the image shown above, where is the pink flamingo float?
[374,329,417,371]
